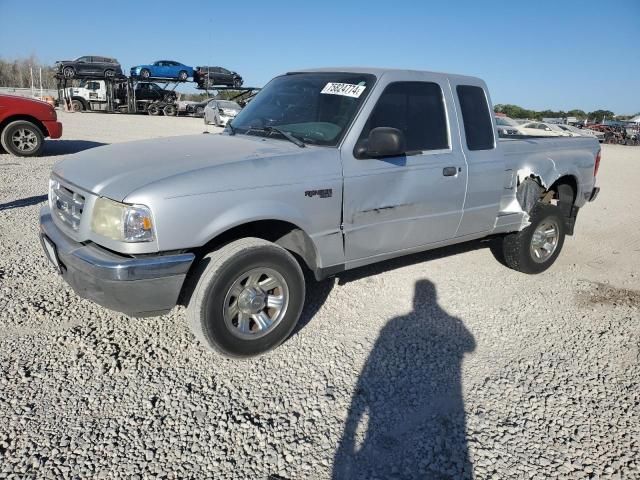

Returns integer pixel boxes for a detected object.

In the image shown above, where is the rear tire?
[147,104,161,116]
[186,238,305,358]
[1,120,45,157]
[163,104,177,116]
[493,203,566,274]
[104,69,115,78]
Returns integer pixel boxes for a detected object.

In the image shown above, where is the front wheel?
[1,120,44,157]
[140,68,151,79]
[71,99,84,112]
[186,238,305,358]
[492,203,566,274]
[62,66,75,78]
[178,70,188,81]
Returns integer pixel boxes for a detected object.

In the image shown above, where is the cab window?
[359,81,449,151]
[456,85,495,150]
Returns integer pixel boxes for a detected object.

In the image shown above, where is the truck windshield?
[230,72,376,146]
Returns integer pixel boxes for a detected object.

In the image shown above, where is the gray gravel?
[1,112,639,479]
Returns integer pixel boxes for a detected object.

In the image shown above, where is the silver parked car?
[204,99,242,126]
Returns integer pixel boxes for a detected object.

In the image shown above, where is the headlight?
[91,197,155,242]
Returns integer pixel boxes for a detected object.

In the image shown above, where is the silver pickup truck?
[40,68,600,358]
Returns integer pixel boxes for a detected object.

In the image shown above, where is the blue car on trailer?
[130,60,194,81]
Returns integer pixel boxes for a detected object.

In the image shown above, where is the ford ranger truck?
[40,68,600,358]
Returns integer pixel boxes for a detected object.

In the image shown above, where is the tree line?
[493,104,638,122]
[0,56,58,90]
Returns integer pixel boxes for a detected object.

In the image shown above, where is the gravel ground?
[1,111,639,479]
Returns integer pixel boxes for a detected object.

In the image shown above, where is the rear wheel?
[187,238,305,358]
[147,104,161,116]
[1,120,44,157]
[492,203,566,274]
[104,69,115,78]
[163,104,177,116]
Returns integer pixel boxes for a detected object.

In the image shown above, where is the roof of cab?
[289,67,484,85]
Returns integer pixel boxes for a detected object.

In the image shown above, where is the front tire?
[1,120,44,157]
[71,99,84,112]
[62,66,75,78]
[493,203,566,274]
[187,238,305,358]
[140,68,151,79]
[178,70,188,81]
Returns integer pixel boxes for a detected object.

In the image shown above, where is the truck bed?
[493,136,599,232]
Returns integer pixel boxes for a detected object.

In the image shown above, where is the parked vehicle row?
[55,55,244,87]
[496,115,606,142]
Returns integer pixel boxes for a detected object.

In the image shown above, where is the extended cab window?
[456,85,495,150]
[359,82,449,151]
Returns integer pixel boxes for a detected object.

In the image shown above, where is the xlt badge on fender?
[305,189,333,199]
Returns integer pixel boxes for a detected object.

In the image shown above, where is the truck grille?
[51,181,85,231]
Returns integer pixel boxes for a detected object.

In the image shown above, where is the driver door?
[341,76,467,263]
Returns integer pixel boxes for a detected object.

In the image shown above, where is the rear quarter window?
[456,85,495,150]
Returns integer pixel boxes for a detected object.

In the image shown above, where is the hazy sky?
[1,0,638,113]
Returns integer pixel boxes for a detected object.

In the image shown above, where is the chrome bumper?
[39,206,195,316]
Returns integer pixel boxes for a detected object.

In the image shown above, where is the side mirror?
[355,127,406,159]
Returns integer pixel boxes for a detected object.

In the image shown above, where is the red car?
[0,95,62,157]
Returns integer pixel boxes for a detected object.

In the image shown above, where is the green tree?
[587,110,615,122]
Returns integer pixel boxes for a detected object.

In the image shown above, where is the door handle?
[443,167,458,177]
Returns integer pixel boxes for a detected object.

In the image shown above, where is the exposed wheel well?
[548,175,578,235]
[196,220,318,274]
[179,220,319,308]
[549,175,577,204]
[0,115,47,138]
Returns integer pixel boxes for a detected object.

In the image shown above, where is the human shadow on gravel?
[0,194,48,211]
[42,140,108,156]
[333,280,475,480]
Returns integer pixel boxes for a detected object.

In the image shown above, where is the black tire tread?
[0,120,44,157]
[186,237,305,358]
[498,203,566,274]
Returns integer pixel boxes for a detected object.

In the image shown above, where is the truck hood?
[53,133,309,201]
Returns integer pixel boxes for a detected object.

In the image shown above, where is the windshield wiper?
[263,126,305,148]
[238,126,305,148]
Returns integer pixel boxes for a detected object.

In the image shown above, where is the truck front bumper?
[43,120,63,139]
[39,206,195,317]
